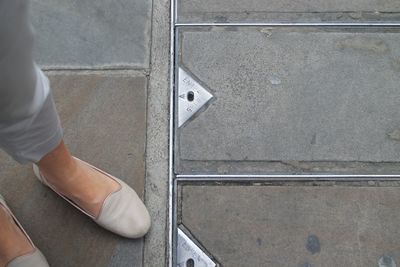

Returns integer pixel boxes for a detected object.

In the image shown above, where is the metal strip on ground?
[176,22,400,27]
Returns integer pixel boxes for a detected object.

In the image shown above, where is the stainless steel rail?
[168,0,176,265]
[175,22,400,27]
[176,174,400,182]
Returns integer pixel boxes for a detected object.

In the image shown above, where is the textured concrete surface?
[31,0,151,69]
[178,0,400,22]
[1,0,171,266]
[143,0,171,264]
[181,185,400,267]
[178,28,400,167]
[0,73,147,267]
[176,159,400,174]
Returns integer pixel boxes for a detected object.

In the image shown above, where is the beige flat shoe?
[0,195,49,267]
[32,157,151,238]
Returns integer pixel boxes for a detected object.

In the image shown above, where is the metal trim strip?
[176,174,400,182]
[168,0,177,264]
[176,22,400,27]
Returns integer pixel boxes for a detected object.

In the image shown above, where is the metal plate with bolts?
[177,228,217,267]
[175,27,400,175]
[178,67,214,127]
[179,182,400,267]
[169,0,400,265]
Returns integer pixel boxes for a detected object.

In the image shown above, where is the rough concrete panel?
[143,0,171,264]
[178,0,400,22]
[177,159,400,174]
[181,185,400,267]
[31,0,151,68]
[179,28,400,163]
[0,73,147,267]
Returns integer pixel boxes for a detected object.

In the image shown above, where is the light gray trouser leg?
[0,0,63,164]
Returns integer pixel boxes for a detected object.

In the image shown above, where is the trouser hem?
[0,93,63,164]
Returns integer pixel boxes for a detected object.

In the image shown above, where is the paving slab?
[176,27,400,173]
[178,0,400,22]
[31,0,152,68]
[0,72,147,267]
[180,184,400,267]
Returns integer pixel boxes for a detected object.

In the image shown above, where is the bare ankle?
[37,140,78,184]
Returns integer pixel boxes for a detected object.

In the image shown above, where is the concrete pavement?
[31,0,152,69]
[180,184,400,266]
[0,72,147,267]
[0,0,169,266]
[174,1,400,267]
[1,0,400,266]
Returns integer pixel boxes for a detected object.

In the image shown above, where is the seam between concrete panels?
[142,68,150,267]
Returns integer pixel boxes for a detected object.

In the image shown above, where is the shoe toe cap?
[6,249,49,267]
[96,179,151,238]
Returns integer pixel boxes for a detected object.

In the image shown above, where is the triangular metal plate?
[178,67,214,127]
[177,228,217,267]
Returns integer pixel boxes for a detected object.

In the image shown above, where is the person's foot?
[0,201,34,267]
[35,140,150,238]
[37,141,120,218]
